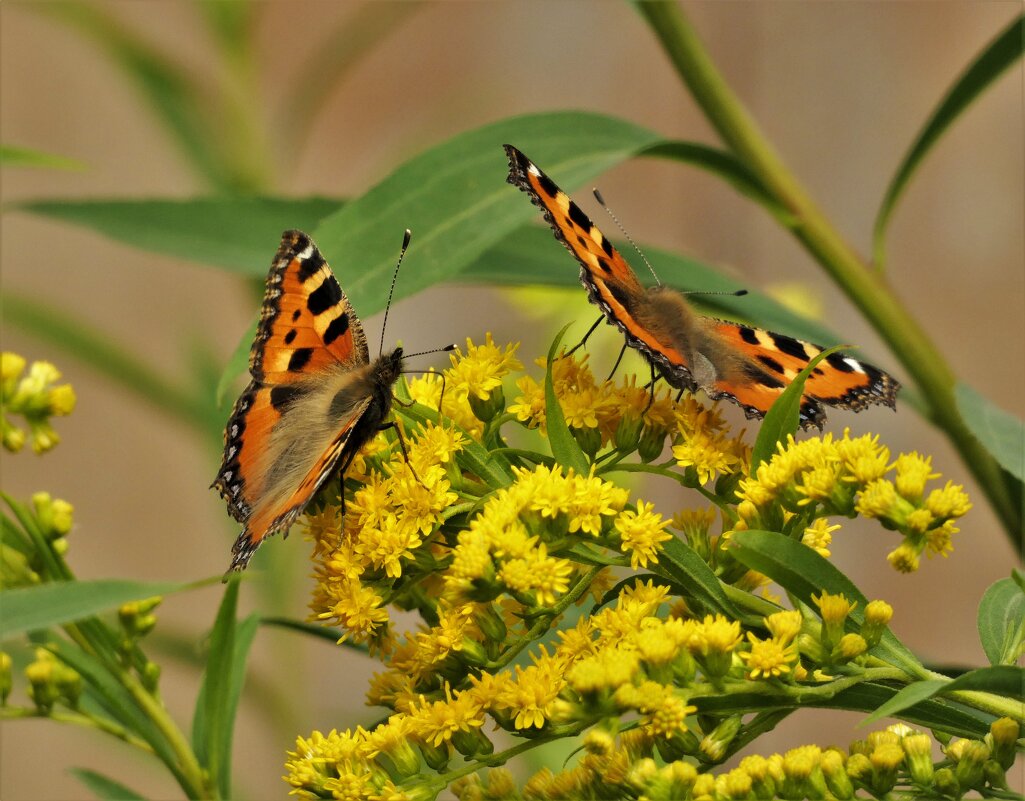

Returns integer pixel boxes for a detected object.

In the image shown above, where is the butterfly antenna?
[404,343,457,360]
[681,288,749,298]
[593,188,662,287]
[379,228,413,358]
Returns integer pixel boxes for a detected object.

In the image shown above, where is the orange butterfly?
[213,230,408,571]
[504,145,900,429]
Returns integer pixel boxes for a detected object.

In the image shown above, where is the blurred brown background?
[2,2,1022,799]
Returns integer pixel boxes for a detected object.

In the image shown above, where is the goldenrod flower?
[447,334,521,401]
[741,632,797,680]
[1,353,76,453]
[614,501,672,568]
[802,518,838,557]
[409,686,484,747]
[494,657,564,730]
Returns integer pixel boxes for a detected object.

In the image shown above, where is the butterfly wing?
[707,321,899,428]
[213,230,373,568]
[504,145,697,381]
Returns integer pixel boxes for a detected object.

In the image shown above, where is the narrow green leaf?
[3,294,215,436]
[259,615,354,645]
[641,141,791,223]
[863,679,946,724]
[311,111,664,316]
[1,144,86,171]
[945,665,1024,697]
[70,767,147,800]
[216,613,259,799]
[0,578,206,640]
[730,530,923,676]
[655,537,742,619]
[873,15,1025,267]
[192,578,241,799]
[35,2,225,186]
[955,382,1025,481]
[544,326,589,475]
[15,196,343,274]
[750,347,841,471]
[978,577,1025,665]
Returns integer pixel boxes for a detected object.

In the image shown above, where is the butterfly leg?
[605,342,628,383]
[379,419,424,487]
[564,315,604,357]
[644,363,657,414]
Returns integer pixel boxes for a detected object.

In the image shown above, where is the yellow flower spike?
[820,748,854,799]
[836,430,890,485]
[855,478,903,520]
[566,647,641,696]
[409,686,485,747]
[740,632,797,680]
[319,579,390,644]
[813,591,856,651]
[687,614,742,681]
[924,481,972,520]
[494,660,564,731]
[802,518,839,558]
[764,610,803,644]
[893,452,939,501]
[672,427,742,486]
[448,334,521,400]
[614,501,672,569]
[887,541,922,573]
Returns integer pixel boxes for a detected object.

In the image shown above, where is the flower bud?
[819,749,853,799]
[614,413,644,453]
[832,633,867,662]
[483,768,516,800]
[902,733,934,785]
[982,759,1010,791]
[32,493,74,540]
[860,600,893,647]
[699,715,742,762]
[739,754,777,800]
[141,661,162,693]
[638,425,667,463]
[0,652,12,705]
[932,767,959,797]
[419,739,450,771]
[952,740,989,790]
[2,417,25,453]
[55,663,82,709]
[468,387,505,424]
[869,742,905,794]
[25,658,58,713]
[989,717,1019,769]
[452,727,493,759]
[571,425,602,459]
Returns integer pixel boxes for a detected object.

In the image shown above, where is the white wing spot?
[844,357,866,374]
[528,163,541,176]
[297,244,314,260]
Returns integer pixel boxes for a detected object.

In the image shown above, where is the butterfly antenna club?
[593,187,662,287]
[379,228,413,357]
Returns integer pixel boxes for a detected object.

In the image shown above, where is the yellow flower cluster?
[735,430,971,571]
[1,352,76,453]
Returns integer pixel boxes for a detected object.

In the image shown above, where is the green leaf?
[70,768,146,800]
[311,111,664,316]
[955,382,1025,481]
[35,2,225,187]
[192,578,244,799]
[655,537,743,620]
[16,196,342,274]
[978,576,1025,665]
[1,144,86,171]
[863,679,946,724]
[945,665,1025,697]
[873,15,1025,268]
[0,578,203,640]
[750,347,841,471]
[543,325,589,475]
[730,530,923,676]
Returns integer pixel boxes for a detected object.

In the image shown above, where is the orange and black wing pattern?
[212,230,370,568]
[709,320,900,428]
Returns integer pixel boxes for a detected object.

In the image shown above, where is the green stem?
[634,2,1021,551]
[0,706,153,752]
[944,689,1025,723]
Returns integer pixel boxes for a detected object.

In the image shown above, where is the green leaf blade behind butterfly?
[873,14,1024,268]
[16,197,344,274]
[70,768,147,801]
[955,382,1025,482]
[1,144,87,171]
[543,325,589,476]
[311,111,665,316]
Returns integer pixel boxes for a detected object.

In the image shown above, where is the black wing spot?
[270,384,305,411]
[606,282,634,313]
[537,172,560,199]
[308,278,342,315]
[297,249,325,281]
[292,308,302,322]
[738,326,760,346]
[568,201,593,233]
[826,352,856,373]
[288,347,313,372]
[599,234,614,257]
[577,234,589,248]
[596,256,613,274]
[813,367,825,376]
[757,354,786,375]
[772,333,810,361]
[323,313,350,346]
[283,329,297,345]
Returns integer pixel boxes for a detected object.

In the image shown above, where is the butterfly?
[212,229,407,572]
[503,144,900,429]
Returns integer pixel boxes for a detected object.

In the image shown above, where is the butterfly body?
[213,230,404,571]
[504,144,899,429]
